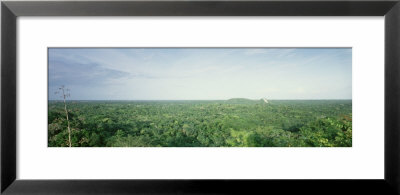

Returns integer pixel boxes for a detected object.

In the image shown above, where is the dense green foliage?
[48,100,352,147]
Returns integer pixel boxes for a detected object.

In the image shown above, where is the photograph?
[48,48,352,147]
[4,0,399,194]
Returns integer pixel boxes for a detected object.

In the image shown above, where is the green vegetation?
[48,100,352,147]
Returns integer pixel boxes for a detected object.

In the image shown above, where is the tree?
[55,85,72,147]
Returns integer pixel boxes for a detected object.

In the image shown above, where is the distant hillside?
[226,98,267,104]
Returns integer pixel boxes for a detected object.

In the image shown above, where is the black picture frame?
[1,0,400,194]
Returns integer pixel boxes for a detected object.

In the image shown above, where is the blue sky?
[48,48,351,100]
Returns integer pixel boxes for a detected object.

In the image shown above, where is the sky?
[48,48,352,100]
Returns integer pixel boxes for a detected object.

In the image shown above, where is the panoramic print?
[48,48,352,147]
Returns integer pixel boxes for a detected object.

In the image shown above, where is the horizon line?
[48,99,353,101]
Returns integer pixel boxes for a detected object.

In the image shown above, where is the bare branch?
[56,85,72,147]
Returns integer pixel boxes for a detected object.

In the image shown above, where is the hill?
[226,98,266,104]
